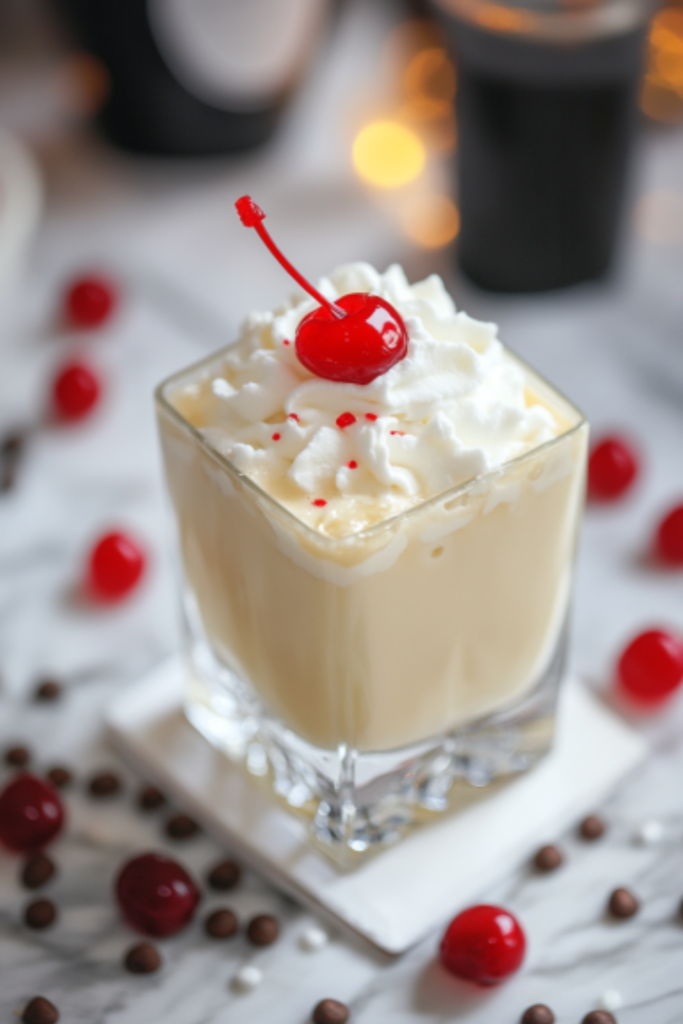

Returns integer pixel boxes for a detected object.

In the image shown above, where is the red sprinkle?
[283,340,291,346]
[272,433,281,441]
[336,412,356,430]
[348,461,358,469]
[312,499,327,508]
[288,413,299,422]
[365,413,378,421]
[390,430,406,436]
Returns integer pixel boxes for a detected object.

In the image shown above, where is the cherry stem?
[235,196,346,320]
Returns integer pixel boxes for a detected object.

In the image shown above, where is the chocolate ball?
[21,997,59,1024]
[137,785,165,811]
[580,815,606,841]
[5,745,30,767]
[246,913,279,947]
[581,1013,616,1024]
[0,432,24,493]
[205,908,238,939]
[521,1005,555,1024]
[34,680,62,702]
[46,767,72,789]
[207,858,241,891]
[608,887,639,919]
[24,898,57,930]
[124,942,162,974]
[88,771,121,797]
[165,813,200,840]
[533,845,563,873]
[312,999,350,1024]
[21,854,56,890]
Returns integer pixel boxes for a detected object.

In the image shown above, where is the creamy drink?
[155,199,587,856]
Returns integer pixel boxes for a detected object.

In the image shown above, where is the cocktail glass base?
[106,655,646,953]
[184,619,569,867]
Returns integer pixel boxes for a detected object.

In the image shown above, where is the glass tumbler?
[156,349,588,864]
[429,0,653,292]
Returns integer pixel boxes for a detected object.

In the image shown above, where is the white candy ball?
[299,926,329,952]
[634,819,664,845]
[232,965,263,993]
[597,989,623,1011]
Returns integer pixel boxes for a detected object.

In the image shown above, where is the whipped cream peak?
[172,263,559,533]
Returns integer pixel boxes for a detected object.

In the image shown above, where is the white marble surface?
[106,661,646,955]
[1,1,683,1021]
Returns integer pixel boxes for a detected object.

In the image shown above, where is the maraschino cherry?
[0,773,65,852]
[617,629,683,705]
[53,361,101,421]
[64,274,118,330]
[235,196,408,385]
[115,852,200,937]
[588,436,639,501]
[655,503,683,566]
[440,904,526,986]
[86,531,146,602]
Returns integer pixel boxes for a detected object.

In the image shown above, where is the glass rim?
[431,0,651,41]
[155,343,587,550]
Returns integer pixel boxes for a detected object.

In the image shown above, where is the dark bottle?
[430,0,649,292]
[52,0,331,157]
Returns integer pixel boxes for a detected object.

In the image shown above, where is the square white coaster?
[106,657,646,956]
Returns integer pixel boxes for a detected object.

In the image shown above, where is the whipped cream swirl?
[175,263,558,534]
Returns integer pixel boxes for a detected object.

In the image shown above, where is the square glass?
[155,347,588,865]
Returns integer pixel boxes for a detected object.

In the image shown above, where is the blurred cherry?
[87,531,146,602]
[53,361,101,421]
[116,852,200,937]
[655,504,683,566]
[588,436,638,501]
[617,629,683,705]
[0,774,64,852]
[440,904,526,986]
[64,274,117,330]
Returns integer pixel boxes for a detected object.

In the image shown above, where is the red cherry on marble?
[64,275,117,329]
[87,531,146,601]
[655,504,683,566]
[53,361,101,421]
[115,852,200,937]
[588,436,638,501]
[617,629,683,705]
[440,904,526,986]
[235,195,408,386]
[0,773,65,852]
[296,293,408,386]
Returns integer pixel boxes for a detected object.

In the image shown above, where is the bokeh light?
[382,19,458,155]
[62,52,111,115]
[473,2,536,34]
[352,121,426,189]
[401,46,458,154]
[404,47,456,119]
[640,7,683,123]
[633,191,683,244]
[401,194,460,249]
